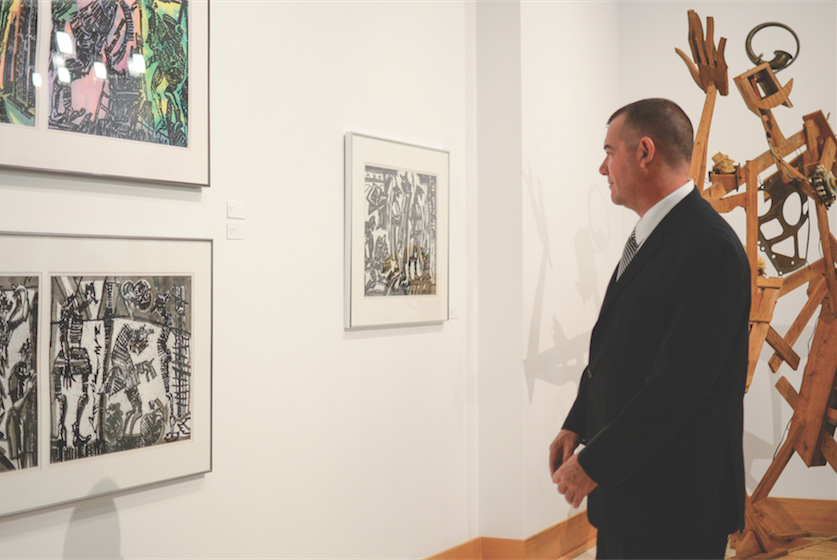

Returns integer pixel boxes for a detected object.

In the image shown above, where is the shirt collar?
[634,180,695,247]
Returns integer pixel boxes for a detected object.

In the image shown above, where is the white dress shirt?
[634,180,695,249]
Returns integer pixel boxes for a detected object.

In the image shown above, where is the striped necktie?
[616,228,638,281]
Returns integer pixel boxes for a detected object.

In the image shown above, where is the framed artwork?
[344,133,449,328]
[0,0,209,186]
[0,232,212,518]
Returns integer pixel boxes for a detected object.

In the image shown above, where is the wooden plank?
[733,530,763,558]
[746,162,760,293]
[777,260,825,298]
[803,119,821,171]
[751,287,781,323]
[525,510,596,560]
[831,234,837,269]
[702,180,731,203]
[793,316,837,466]
[753,499,810,540]
[821,435,837,473]
[776,376,799,410]
[759,277,785,290]
[752,421,801,503]
[774,498,837,537]
[769,277,826,372]
[750,130,807,177]
[815,203,837,319]
[690,83,718,191]
[820,137,836,171]
[747,322,770,392]
[710,191,747,214]
[754,79,794,111]
[766,326,801,370]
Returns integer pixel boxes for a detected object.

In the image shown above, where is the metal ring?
[745,22,800,72]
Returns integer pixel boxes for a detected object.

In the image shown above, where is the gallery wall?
[0,1,834,559]
[0,1,474,558]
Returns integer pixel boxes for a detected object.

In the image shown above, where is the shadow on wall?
[523,163,611,401]
[64,479,123,559]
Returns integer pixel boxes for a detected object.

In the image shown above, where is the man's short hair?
[608,99,694,168]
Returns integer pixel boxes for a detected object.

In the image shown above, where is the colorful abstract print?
[49,0,189,147]
[0,0,38,127]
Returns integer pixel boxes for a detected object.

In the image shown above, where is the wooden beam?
[753,499,810,541]
[746,162,760,294]
[751,130,807,176]
[822,436,837,473]
[831,234,837,269]
[710,192,747,214]
[819,137,836,171]
[815,203,837,319]
[769,277,826,372]
[752,421,802,503]
[793,316,837,466]
[777,260,825,298]
[776,376,799,410]
[765,326,801,371]
[690,83,718,191]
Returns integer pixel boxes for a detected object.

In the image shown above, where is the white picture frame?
[344,133,449,328]
[0,232,212,518]
[0,0,209,187]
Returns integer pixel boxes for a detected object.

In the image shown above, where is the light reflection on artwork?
[0,0,38,126]
[364,165,437,296]
[48,0,189,146]
[50,275,192,463]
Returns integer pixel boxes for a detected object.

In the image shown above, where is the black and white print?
[0,277,37,472]
[50,275,192,463]
[363,165,437,297]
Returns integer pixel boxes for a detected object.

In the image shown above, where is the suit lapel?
[597,189,701,321]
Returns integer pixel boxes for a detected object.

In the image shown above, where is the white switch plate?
[227,200,247,220]
[227,223,246,240]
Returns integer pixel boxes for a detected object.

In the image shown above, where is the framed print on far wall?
[0,0,209,187]
[0,232,212,518]
[345,133,449,328]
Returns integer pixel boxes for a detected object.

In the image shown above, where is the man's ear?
[637,137,656,168]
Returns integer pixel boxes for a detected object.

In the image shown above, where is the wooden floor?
[780,537,837,559]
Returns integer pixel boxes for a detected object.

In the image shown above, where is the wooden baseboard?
[429,500,835,559]
[427,537,482,560]
[526,510,597,559]
[426,510,596,560]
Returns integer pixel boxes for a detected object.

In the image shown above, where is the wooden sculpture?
[677,11,837,558]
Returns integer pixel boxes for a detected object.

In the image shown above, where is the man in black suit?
[549,99,750,559]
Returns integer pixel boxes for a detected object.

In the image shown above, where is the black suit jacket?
[563,188,750,539]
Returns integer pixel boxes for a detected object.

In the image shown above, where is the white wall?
[0,1,474,558]
[519,0,623,537]
[0,2,833,558]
